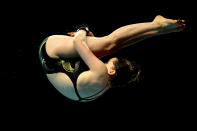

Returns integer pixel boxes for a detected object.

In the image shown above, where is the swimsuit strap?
[73,81,109,102]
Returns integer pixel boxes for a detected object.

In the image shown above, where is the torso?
[46,72,110,101]
[42,36,110,101]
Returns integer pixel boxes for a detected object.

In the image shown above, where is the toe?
[177,19,185,24]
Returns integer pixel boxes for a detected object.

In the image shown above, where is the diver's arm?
[73,30,107,74]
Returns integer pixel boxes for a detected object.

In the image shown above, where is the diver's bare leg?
[47,15,185,59]
[103,15,185,53]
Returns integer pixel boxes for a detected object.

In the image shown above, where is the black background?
[1,0,195,129]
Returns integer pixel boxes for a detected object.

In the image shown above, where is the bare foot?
[153,15,185,33]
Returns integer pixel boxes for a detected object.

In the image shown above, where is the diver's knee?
[105,34,117,44]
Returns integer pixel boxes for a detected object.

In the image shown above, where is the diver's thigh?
[46,35,75,58]
[46,35,113,58]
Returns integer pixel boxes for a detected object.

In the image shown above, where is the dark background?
[1,0,195,128]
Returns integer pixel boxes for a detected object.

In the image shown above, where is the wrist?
[77,27,90,35]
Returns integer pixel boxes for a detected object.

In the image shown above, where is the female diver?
[39,15,185,102]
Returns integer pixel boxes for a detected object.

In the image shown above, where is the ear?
[108,69,116,75]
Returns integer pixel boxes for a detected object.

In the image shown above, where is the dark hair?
[109,57,141,88]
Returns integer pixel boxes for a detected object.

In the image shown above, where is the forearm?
[73,30,106,72]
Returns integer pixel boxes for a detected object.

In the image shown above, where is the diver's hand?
[74,30,87,42]
[67,31,94,37]
[87,32,94,37]
[67,32,76,37]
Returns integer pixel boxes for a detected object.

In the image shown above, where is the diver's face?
[105,57,118,75]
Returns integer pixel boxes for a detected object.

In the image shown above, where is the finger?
[67,32,75,37]
[88,32,94,36]
[177,19,185,24]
